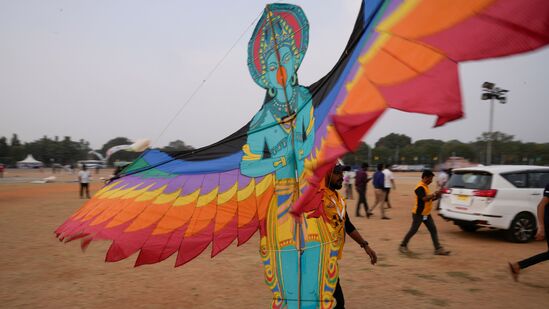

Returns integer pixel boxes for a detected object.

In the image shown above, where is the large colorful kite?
[56,1,549,308]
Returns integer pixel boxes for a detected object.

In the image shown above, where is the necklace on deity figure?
[272,87,297,117]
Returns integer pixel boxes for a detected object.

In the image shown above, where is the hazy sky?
[1,0,548,150]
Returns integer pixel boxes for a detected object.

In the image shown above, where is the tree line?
[0,134,194,167]
[1,131,547,167]
[342,132,549,168]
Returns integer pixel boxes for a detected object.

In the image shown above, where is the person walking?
[343,169,354,200]
[370,163,390,219]
[435,168,450,210]
[509,184,549,281]
[354,163,371,217]
[323,164,377,307]
[399,170,450,255]
[78,164,91,199]
[436,169,450,189]
[382,165,396,209]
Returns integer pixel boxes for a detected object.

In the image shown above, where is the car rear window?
[447,172,492,190]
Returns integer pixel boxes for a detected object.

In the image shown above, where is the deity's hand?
[273,156,287,168]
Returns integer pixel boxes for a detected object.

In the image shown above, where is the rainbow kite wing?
[56,134,276,266]
[293,0,549,214]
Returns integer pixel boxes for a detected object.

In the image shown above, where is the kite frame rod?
[265,5,304,309]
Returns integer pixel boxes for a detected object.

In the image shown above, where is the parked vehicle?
[77,160,107,169]
[438,165,549,242]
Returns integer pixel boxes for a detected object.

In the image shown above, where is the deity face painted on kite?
[248,7,308,93]
[265,45,298,91]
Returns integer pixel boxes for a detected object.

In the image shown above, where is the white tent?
[17,154,44,168]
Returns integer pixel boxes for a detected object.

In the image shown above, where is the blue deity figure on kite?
[241,4,338,309]
[241,6,314,179]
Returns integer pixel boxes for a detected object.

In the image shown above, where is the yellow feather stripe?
[358,0,420,65]
[94,180,122,197]
[173,189,200,206]
[96,183,129,199]
[358,33,390,64]
[134,185,167,202]
[98,183,143,199]
[106,183,144,199]
[376,0,420,33]
[197,187,219,207]
[153,189,181,205]
[121,184,155,200]
[256,174,274,196]
[345,66,364,92]
[218,183,238,204]
[237,178,256,201]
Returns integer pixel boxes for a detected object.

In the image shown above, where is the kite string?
[152,13,262,147]
[152,2,303,147]
[152,1,292,147]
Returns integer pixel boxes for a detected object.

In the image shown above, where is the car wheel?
[457,222,479,232]
[506,212,536,243]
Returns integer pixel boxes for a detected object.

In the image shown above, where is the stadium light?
[481,82,509,165]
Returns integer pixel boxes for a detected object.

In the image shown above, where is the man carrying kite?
[322,164,377,307]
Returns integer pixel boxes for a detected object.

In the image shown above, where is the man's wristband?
[360,240,369,248]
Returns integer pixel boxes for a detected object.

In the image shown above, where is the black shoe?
[381,216,391,220]
[434,247,451,256]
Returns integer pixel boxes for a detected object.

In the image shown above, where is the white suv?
[438,165,549,242]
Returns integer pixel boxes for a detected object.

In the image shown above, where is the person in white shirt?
[78,164,91,199]
[436,169,450,189]
[382,166,396,209]
[342,170,354,200]
[435,168,450,210]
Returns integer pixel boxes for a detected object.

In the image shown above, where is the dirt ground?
[1,168,548,308]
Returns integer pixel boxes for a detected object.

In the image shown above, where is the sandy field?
[1,168,548,308]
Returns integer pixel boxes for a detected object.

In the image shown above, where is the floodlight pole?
[481,82,508,165]
[487,96,494,165]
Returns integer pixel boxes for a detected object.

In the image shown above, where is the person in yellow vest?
[399,170,450,255]
[323,164,378,307]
